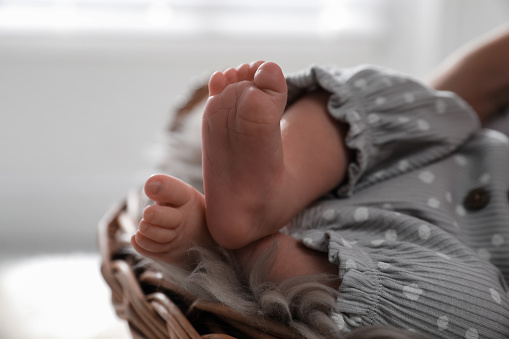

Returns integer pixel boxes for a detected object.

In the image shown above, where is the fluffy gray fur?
[152,240,342,339]
[148,101,433,339]
[157,102,205,193]
[150,242,432,339]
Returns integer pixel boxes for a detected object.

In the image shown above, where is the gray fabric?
[285,65,509,338]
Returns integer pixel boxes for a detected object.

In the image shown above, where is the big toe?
[254,62,287,96]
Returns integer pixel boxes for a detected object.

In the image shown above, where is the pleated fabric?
[285,65,509,338]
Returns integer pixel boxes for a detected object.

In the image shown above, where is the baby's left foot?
[131,174,214,269]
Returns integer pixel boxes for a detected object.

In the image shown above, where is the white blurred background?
[0,0,507,338]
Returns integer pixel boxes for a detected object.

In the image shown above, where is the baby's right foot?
[131,174,214,269]
[202,61,292,249]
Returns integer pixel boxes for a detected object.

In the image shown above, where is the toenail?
[135,232,144,244]
[143,206,153,220]
[139,222,149,233]
[146,180,162,195]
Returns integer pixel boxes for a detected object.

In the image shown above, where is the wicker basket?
[98,82,300,339]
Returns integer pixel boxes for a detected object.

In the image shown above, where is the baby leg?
[234,232,341,290]
[131,174,214,268]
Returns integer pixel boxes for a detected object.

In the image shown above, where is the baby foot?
[131,174,214,268]
[202,61,291,249]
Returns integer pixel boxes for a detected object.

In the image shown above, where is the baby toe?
[208,71,228,96]
[139,221,177,243]
[133,232,172,253]
[235,63,252,82]
[223,67,238,84]
[143,205,182,229]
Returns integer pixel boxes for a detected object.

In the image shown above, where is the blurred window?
[0,0,386,37]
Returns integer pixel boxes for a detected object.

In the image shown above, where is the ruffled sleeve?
[285,65,481,196]
[288,204,509,338]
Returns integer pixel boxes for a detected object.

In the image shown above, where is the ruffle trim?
[285,64,480,198]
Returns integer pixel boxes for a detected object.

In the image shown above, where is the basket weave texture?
[98,83,299,339]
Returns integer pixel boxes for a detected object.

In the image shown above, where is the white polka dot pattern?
[492,234,504,247]
[419,171,435,184]
[367,113,380,124]
[428,198,440,208]
[404,93,415,103]
[382,203,393,210]
[419,225,431,240]
[354,207,369,222]
[375,97,386,106]
[398,160,409,171]
[436,252,450,260]
[345,259,357,270]
[437,315,448,331]
[454,155,468,166]
[435,99,446,114]
[417,119,430,131]
[322,209,336,221]
[403,284,422,301]
[455,205,466,217]
[479,173,491,184]
[477,248,491,261]
[354,78,367,89]
[490,288,502,304]
[385,229,397,241]
[465,328,478,339]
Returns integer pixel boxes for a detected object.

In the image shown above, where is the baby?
[132,61,346,290]
[131,28,509,338]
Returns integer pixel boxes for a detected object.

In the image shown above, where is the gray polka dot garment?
[285,65,509,338]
